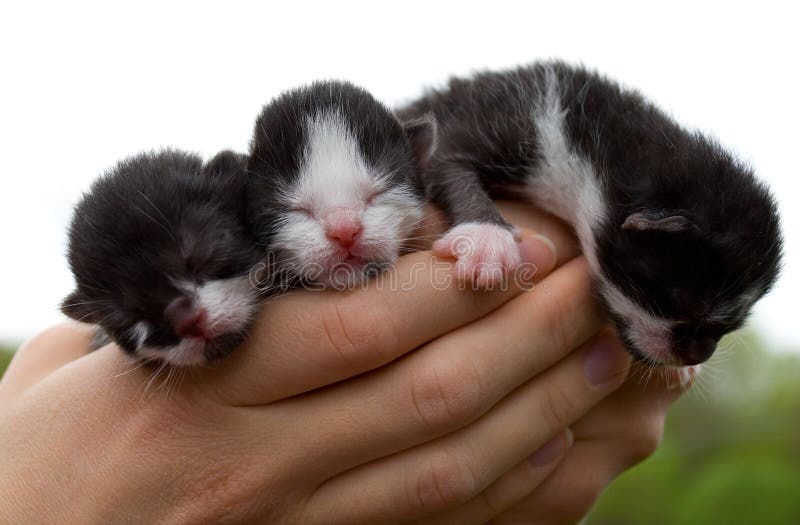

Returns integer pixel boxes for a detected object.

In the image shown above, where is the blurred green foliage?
[0,331,798,523]
[589,331,800,524]
[0,346,12,377]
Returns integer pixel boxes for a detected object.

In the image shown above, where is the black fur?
[62,149,261,362]
[400,61,783,365]
[246,80,428,251]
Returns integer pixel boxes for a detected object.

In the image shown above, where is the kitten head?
[596,138,782,366]
[62,150,263,366]
[247,80,435,289]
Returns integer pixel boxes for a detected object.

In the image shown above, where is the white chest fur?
[524,67,606,277]
[523,68,675,364]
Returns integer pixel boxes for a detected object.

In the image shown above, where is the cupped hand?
[0,203,637,524]
[486,363,696,525]
[444,202,698,525]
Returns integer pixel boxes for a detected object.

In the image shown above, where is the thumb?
[0,322,93,399]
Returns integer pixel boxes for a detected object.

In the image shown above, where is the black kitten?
[247,80,435,289]
[399,61,783,367]
[62,149,263,366]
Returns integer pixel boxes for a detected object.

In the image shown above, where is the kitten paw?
[433,223,522,287]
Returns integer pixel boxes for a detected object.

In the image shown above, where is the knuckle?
[410,357,487,432]
[122,407,280,522]
[566,484,605,522]
[626,416,666,464]
[575,478,606,516]
[476,484,509,517]
[319,297,395,365]
[183,466,298,523]
[547,473,606,523]
[183,466,251,520]
[124,397,199,449]
[409,450,480,512]
[540,290,573,353]
[536,385,574,431]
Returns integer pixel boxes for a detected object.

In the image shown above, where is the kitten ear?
[402,113,438,169]
[621,211,700,234]
[204,150,248,177]
[61,289,104,324]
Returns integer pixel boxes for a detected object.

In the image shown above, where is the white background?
[1,1,797,352]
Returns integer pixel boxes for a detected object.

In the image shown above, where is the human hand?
[467,202,697,525]
[487,364,695,525]
[0,205,629,524]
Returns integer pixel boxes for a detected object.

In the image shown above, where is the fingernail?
[669,364,701,390]
[528,428,574,467]
[518,231,557,275]
[584,335,631,387]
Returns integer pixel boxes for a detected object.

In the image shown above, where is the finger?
[494,365,700,524]
[303,334,631,524]
[0,322,93,398]
[495,438,627,525]
[414,429,573,525]
[496,200,580,257]
[271,258,603,473]
[206,226,576,405]
[572,361,700,446]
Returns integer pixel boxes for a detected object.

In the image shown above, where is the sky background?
[1,1,797,352]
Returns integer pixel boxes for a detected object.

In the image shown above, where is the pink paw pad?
[433,223,522,287]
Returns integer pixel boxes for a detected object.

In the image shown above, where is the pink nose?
[325,208,361,249]
[165,297,209,339]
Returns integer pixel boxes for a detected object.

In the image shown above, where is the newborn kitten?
[62,150,263,366]
[246,80,435,288]
[398,61,783,367]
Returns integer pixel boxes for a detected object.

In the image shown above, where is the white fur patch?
[525,68,677,364]
[293,111,380,209]
[526,66,607,277]
[195,276,257,335]
[272,111,422,286]
[601,282,677,365]
[137,276,256,367]
[138,339,208,367]
[129,321,149,348]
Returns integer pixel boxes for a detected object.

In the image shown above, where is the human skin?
[0,203,692,524]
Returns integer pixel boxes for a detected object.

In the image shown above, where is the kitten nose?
[325,208,362,249]
[165,297,209,339]
[676,338,717,365]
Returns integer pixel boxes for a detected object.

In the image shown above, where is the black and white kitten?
[398,62,783,367]
[62,150,263,366]
[246,80,435,288]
